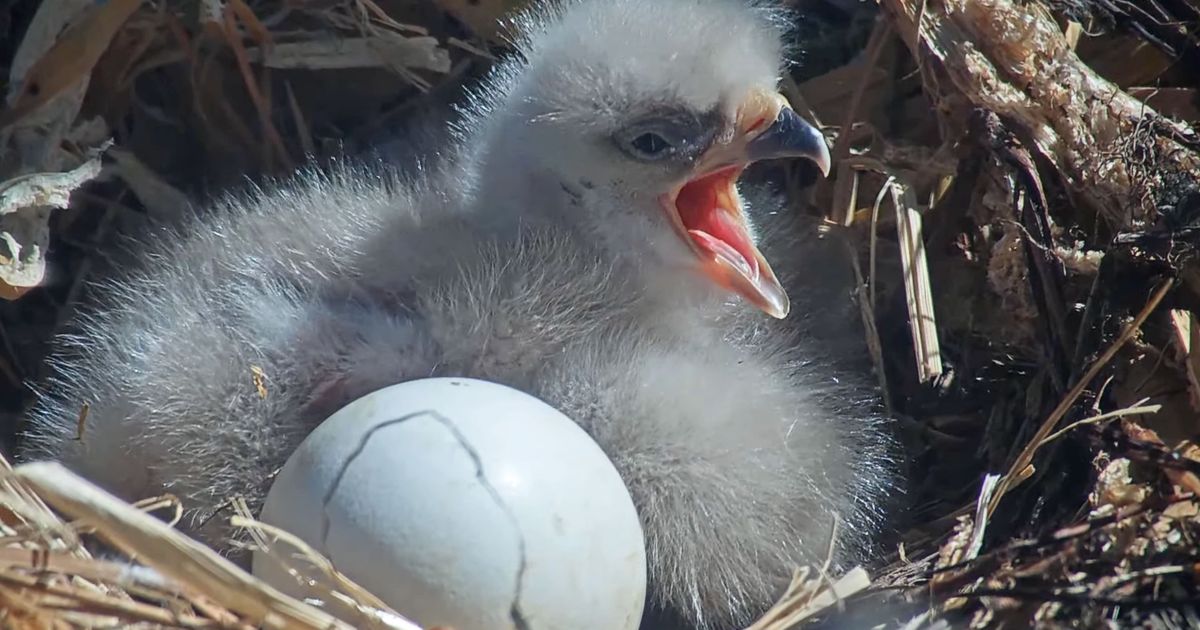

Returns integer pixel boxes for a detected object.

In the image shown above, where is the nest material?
[0,453,861,628]
[0,453,427,629]
[3,0,1200,627]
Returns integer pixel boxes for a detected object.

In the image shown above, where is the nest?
[2,0,1200,627]
[0,454,428,629]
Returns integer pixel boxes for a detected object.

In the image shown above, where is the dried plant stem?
[987,280,1174,517]
[13,462,359,630]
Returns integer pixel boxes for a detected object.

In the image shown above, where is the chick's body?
[20,1,897,628]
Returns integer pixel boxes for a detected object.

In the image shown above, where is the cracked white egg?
[252,377,647,630]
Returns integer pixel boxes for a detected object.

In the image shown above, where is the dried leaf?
[0,147,106,295]
[0,0,143,130]
[5,0,93,88]
[0,153,105,216]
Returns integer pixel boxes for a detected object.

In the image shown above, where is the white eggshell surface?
[253,377,646,630]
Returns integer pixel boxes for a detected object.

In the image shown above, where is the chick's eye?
[629,132,673,159]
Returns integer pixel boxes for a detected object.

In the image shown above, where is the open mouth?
[658,89,831,319]
[673,166,758,281]
[660,165,789,318]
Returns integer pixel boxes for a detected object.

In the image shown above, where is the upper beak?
[663,88,831,319]
[745,100,832,175]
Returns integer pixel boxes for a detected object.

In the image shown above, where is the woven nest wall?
[1,0,1200,627]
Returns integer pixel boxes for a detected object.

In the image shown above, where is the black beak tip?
[746,108,832,176]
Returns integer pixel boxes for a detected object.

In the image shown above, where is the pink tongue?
[686,206,760,279]
[688,229,759,280]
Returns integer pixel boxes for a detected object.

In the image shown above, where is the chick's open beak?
[662,88,831,319]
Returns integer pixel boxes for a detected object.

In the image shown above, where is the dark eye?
[614,113,710,163]
[629,132,673,158]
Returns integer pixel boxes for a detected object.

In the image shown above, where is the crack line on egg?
[429,413,533,630]
[320,408,532,629]
[318,410,435,555]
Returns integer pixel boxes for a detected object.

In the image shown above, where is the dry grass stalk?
[985,280,1174,518]
[819,17,893,225]
[0,446,431,629]
[928,472,1000,602]
[841,214,893,410]
[219,4,293,172]
[888,180,943,383]
[1037,400,1161,447]
[743,567,871,630]
[0,570,222,629]
[105,148,193,220]
[5,460,387,629]
[1168,309,1200,411]
[252,37,450,74]
[229,500,421,630]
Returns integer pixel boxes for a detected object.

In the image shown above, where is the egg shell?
[253,377,647,630]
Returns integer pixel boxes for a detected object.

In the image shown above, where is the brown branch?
[876,0,1200,228]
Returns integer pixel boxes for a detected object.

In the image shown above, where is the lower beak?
[663,89,830,319]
